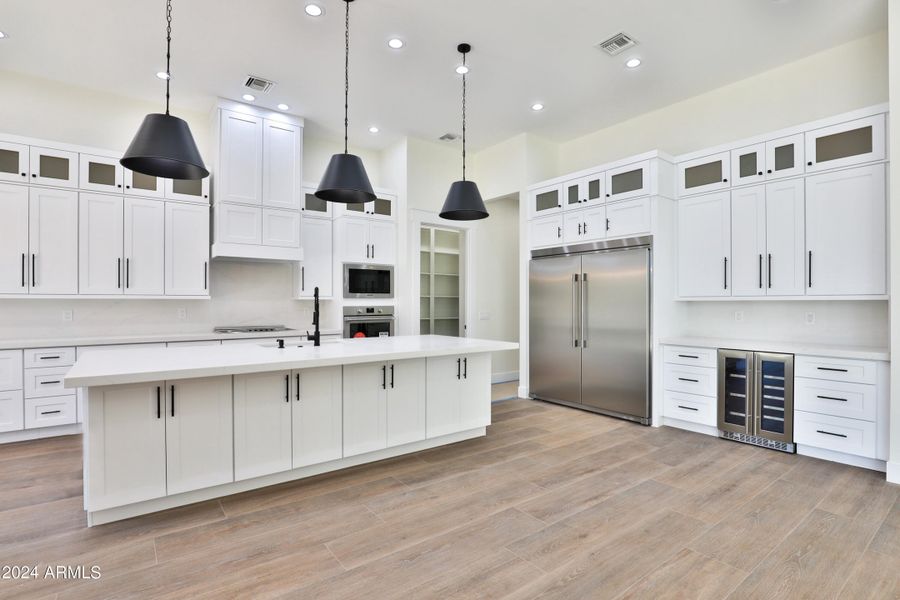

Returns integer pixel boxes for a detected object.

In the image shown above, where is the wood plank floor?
[1,398,899,599]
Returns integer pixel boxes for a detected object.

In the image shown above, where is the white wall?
[887,6,900,484]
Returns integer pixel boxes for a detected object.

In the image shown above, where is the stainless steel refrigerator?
[529,239,651,424]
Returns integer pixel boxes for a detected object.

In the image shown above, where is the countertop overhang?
[64,335,519,388]
[661,336,889,362]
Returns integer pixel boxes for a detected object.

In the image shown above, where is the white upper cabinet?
[730,144,766,187]
[292,366,343,468]
[765,179,805,296]
[606,161,649,201]
[233,370,293,481]
[262,119,302,210]
[124,169,165,198]
[337,216,370,263]
[805,114,885,173]
[606,197,651,239]
[529,184,563,218]
[28,187,78,294]
[124,197,166,296]
[0,183,29,294]
[805,164,885,296]
[298,216,333,298]
[165,177,210,204]
[729,185,766,297]
[765,134,804,180]
[0,141,29,184]
[564,172,605,209]
[78,193,124,295]
[530,214,563,248]
[368,221,396,263]
[218,110,263,205]
[79,154,124,193]
[677,191,731,297]
[216,202,262,245]
[165,202,209,296]
[29,146,77,188]
[678,151,731,197]
[338,194,397,221]
[301,189,333,218]
[262,208,301,248]
[563,205,605,244]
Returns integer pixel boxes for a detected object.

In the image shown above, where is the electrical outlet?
[479,311,491,321]
[805,312,816,325]
[734,311,744,322]
[177,308,187,321]
[62,310,73,322]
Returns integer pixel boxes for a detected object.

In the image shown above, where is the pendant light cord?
[462,51,467,181]
[165,0,172,115]
[344,0,350,155]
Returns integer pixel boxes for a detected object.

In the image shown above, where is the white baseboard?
[797,445,886,473]
[0,423,82,445]
[887,461,900,484]
[491,371,519,384]
[661,417,719,437]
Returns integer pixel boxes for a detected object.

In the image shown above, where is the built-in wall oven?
[343,263,394,299]
[343,306,395,339]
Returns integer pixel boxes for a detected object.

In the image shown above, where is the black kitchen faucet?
[307,287,321,347]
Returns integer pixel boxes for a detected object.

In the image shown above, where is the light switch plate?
[734,311,744,322]
[805,312,816,325]
[62,310,73,322]
[177,308,187,321]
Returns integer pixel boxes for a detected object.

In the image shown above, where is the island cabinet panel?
[292,366,343,468]
[165,376,233,495]
[233,371,293,481]
[87,382,167,511]
[386,359,427,447]
[342,363,388,457]
[426,353,492,439]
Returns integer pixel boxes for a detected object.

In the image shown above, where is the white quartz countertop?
[65,335,519,387]
[660,337,889,362]
[0,328,342,351]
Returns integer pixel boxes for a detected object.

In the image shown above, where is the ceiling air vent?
[596,32,637,56]
[244,75,275,93]
[439,133,460,142]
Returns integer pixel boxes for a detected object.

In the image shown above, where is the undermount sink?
[257,339,342,349]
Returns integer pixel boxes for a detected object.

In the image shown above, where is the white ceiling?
[0,0,887,151]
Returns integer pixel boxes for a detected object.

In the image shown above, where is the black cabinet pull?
[39,356,60,360]
[117,258,121,289]
[723,257,728,290]
[204,262,208,290]
[578,223,582,235]
[768,254,772,289]
[723,178,728,183]
[170,385,175,417]
[808,250,812,288]
[808,161,813,166]
[31,254,35,287]
[382,365,386,389]
[816,429,847,439]
[464,357,468,379]
[677,354,699,359]
[301,266,305,291]
[126,258,130,288]
[371,244,375,259]
[677,405,699,411]
[758,254,762,289]
[817,395,848,402]
[817,367,849,373]
[296,373,300,401]
[21,253,25,288]
[457,358,461,380]
[390,364,395,388]
[39,380,61,385]
[557,226,561,238]
[605,218,610,232]
[40,410,61,415]
[157,386,161,418]
[678,377,699,383]
[757,171,762,176]
[285,374,290,402]
[767,169,773,174]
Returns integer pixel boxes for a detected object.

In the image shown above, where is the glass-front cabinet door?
[0,141,29,184]
[529,184,562,218]
[371,195,395,220]
[730,144,766,186]
[805,114,885,173]
[718,349,751,435]
[300,189,333,218]
[79,154,123,193]
[165,177,210,204]
[29,146,78,188]
[754,353,793,444]
[564,179,581,209]
[606,161,647,201]
[678,151,731,196]
[765,134,804,180]
[124,169,165,198]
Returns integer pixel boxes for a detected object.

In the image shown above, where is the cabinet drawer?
[24,395,77,429]
[794,410,877,459]
[24,366,75,399]
[664,391,716,426]
[795,377,877,422]
[24,347,76,368]
[794,356,877,385]
[663,345,717,368]
[663,364,716,397]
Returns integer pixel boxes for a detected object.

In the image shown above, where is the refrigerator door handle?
[581,273,588,348]
[572,274,579,348]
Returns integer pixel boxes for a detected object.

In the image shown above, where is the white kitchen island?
[64,335,518,525]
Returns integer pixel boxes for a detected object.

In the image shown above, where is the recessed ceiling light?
[0,32,7,39]
[625,57,642,69]
[388,38,404,49]
[156,71,170,80]
[456,65,469,75]
[277,103,290,111]
[242,94,256,102]
[304,3,324,17]
[531,103,544,112]
[368,126,380,134]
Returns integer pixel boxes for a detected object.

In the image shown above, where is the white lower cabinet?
[165,202,210,296]
[662,345,718,427]
[293,366,343,468]
[0,350,23,391]
[794,411,877,459]
[24,395,76,429]
[165,376,233,495]
[386,359,427,447]
[0,390,24,432]
[233,371,293,481]
[426,354,491,438]
[87,382,167,511]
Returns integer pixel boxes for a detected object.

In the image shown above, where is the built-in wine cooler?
[717,349,795,453]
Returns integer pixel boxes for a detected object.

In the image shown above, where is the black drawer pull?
[816,429,847,439]
[677,405,699,411]
[39,380,61,385]
[40,410,61,415]
[285,374,290,402]
[39,356,61,360]
[677,354,699,359]
[678,377,699,383]
[157,386,161,419]
[817,395,848,402]
[171,385,175,417]
[817,367,849,373]
[296,373,300,401]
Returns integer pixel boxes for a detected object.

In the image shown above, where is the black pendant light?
[316,0,376,204]
[440,43,488,221]
[120,0,208,180]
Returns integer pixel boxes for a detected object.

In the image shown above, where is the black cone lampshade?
[440,181,488,220]
[121,113,208,180]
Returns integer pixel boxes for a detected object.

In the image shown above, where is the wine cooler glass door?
[718,350,752,434]
[754,353,794,443]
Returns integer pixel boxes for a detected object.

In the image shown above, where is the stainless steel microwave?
[343,263,394,298]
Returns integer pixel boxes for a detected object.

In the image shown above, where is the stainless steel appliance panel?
[343,306,395,338]
[529,255,583,406]
[579,247,650,420]
[718,349,754,435]
[754,352,794,444]
[343,263,394,299]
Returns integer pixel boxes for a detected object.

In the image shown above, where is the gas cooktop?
[213,325,295,334]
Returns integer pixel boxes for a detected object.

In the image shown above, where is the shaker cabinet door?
[218,110,263,205]
[124,197,166,296]
[262,119,302,210]
[28,187,78,295]
[165,203,210,296]
[293,366,343,468]
[677,192,731,297]
[78,192,124,295]
[0,183,29,294]
[233,371,293,481]
[729,185,766,297]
